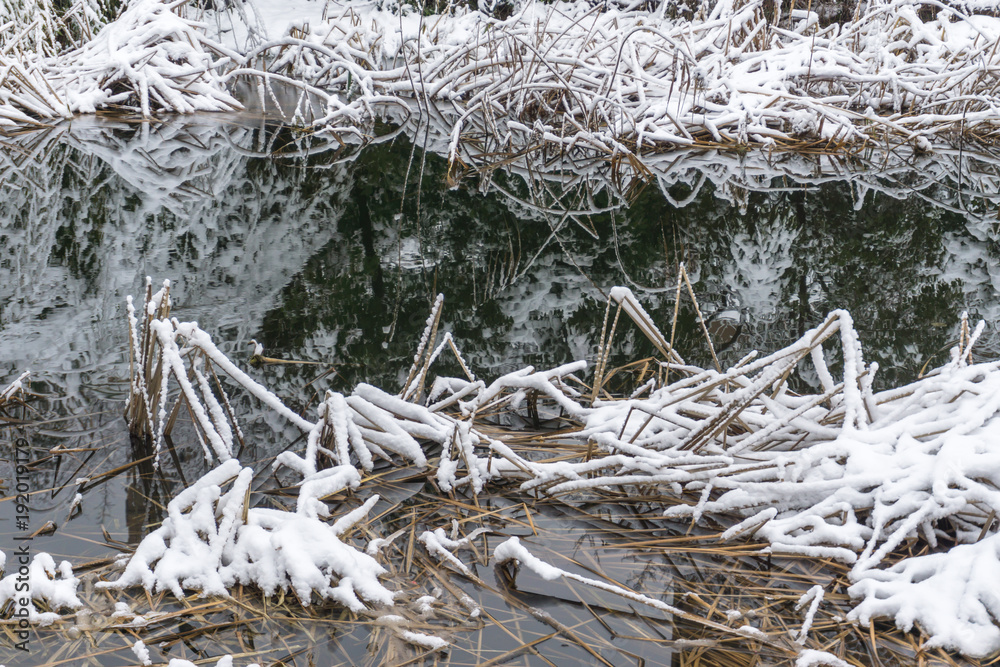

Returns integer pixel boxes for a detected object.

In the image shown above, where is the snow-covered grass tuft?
[100,458,395,609]
[0,552,83,624]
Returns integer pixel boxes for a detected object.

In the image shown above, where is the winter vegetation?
[6,0,1000,660]
[5,0,1000,155]
[0,278,983,662]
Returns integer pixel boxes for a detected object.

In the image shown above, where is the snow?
[132,640,152,666]
[226,0,1000,153]
[399,629,449,650]
[0,0,240,122]
[735,625,768,640]
[252,0,325,39]
[376,614,450,650]
[795,650,852,667]
[849,531,1000,657]
[100,458,394,610]
[167,658,256,667]
[0,552,83,625]
[413,594,437,614]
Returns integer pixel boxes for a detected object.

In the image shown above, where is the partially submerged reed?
[0,370,30,422]
[125,278,250,462]
[90,274,1000,663]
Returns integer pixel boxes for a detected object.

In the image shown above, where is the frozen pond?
[3,116,1000,665]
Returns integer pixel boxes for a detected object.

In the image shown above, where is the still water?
[2,115,1000,665]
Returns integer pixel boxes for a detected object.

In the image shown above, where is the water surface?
[2,116,999,665]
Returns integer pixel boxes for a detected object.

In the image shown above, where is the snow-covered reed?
[114,279,1000,657]
[8,0,1000,153]
[0,369,30,419]
[246,0,1000,154]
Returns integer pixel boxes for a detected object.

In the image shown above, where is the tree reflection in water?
[4,115,1000,666]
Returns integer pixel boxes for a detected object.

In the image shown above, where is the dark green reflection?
[254,136,992,394]
[2,118,999,402]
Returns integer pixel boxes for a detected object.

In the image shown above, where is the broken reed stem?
[591,300,623,406]
[681,263,721,374]
[401,294,445,401]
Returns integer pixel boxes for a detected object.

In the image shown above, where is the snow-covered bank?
[282,0,1000,152]
[97,280,1000,659]
[0,0,240,124]
[6,0,1000,153]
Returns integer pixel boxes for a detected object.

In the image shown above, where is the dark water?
[3,117,1000,395]
[2,115,1000,665]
